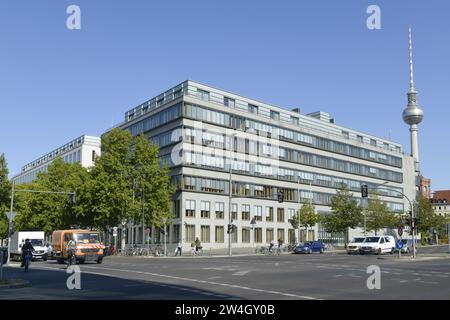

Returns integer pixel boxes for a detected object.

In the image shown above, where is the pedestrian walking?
[190,241,196,255]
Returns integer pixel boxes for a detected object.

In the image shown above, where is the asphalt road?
[1,246,449,300]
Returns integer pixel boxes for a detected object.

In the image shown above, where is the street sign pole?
[7,180,15,266]
[113,227,118,255]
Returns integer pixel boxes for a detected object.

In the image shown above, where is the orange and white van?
[52,230,105,264]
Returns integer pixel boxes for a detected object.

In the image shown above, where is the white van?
[10,231,48,261]
[360,236,396,255]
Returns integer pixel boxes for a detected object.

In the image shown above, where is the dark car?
[294,241,325,254]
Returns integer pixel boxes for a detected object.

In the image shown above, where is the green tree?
[131,134,175,232]
[321,184,363,245]
[365,194,400,235]
[13,158,91,234]
[86,128,136,231]
[291,202,318,241]
[415,195,447,243]
[0,154,11,239]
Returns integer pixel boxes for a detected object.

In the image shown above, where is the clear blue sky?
[1,0,448,190]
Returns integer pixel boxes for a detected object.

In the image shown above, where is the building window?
[197,89,210,101]
[287,209,295,223]
[342,131,349,139]
[215,226,224,243]
[231,226,238,243]
[357,135,363,143]
[254,205,262,222]
[254,228,262,243]
[215,202,224,219]
[185,200,195,218]
[92,150,97,162]
[232,203,238,221]
[201,225,210,243]
[383,143,389,150]
[270,110,280,120]
[201,201,210,218]
[266,207,274,222]
[266,228,274,243]
[184,176,196,190]
[248,104,258,114]
[224,97,235,108]
[242,204,250,220]
[277,229,285,242]
[185,224,195,243]
[291,116,299,125]
[242,228,251,243]
[288,229,296,244]
[173,224,180,243]
[370,139,377,147]
[277,208,285,223]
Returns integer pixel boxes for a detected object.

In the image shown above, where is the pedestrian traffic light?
[277,191,284,203]
[227,224,232,234]
[361,185,368,198]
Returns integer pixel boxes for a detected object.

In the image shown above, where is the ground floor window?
[266,228,274,243]
[215,226,224,243]
[231,227,238,243]
[254,228,262,243]
[288,229,295,244]
[242,228,251,243]
[185,224,195,243]
[201,225,210,243]
[277,228,285,243]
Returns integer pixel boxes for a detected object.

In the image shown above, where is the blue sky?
[0,0,448,190]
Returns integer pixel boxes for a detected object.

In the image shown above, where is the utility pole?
[228,132,237,257]
[7,180,15,266]
[297,178,301,244]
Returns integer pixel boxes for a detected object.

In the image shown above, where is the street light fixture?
[377,181,417,258]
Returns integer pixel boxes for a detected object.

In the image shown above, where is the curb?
[0,279,31,290]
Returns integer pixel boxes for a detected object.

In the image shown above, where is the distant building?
[431,190,450,217]
[13,135,101,185]
[419,175,432,198]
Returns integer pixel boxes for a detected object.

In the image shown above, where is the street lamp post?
[378,182,416,259]
[163,217,167,257]
[7,180,15,266]
[228,132,237,257]
[297,178,301,244]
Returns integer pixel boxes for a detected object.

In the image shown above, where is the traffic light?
[413,218,419,229]
[68,193,76,204]
[277,191,284,203]
[408,210,413,217]
[361,185,368,198]
[227,224,232,234]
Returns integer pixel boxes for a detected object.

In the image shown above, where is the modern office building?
[13,135,101,185]
[116,80,417,250]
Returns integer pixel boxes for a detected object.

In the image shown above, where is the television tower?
[402,27,424,171]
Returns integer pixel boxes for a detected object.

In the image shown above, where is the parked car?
[360,236,395,255]
[346,237,366,254]
[294,241,325,254]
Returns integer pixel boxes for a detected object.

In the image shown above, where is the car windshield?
[74,233,100,244]
[364,237,380,243]
[353,238,365,243]
[30,239,43,246]
[303,242,312,246]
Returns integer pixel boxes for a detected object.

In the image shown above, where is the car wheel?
[377,248,382,255]
[320,248,324,254]
[308,249,312,254]
[43,254,48,261]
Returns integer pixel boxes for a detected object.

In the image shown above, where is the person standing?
[175,242,182,256]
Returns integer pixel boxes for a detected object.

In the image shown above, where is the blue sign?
[395,240,404,250]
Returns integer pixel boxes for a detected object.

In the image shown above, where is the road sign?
[398,226,403,237]
[7,211,17,221]
[113,226,118,237]
[395,240,404,250]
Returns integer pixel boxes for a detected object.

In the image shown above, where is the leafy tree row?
[6,129,175,235]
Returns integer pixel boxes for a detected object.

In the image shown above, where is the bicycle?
[23,250,32,272]
[67,249,77,266]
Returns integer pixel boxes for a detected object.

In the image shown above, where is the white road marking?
[30,264,319,300]
[207,276,222,280]
[232,270,251,276]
